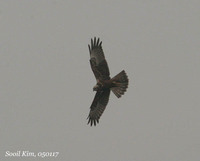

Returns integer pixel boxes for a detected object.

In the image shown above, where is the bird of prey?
[87,37,129,126]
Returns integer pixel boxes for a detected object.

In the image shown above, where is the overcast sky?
[0,1,200,161]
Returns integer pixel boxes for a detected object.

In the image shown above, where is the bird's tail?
[111,70,129,98]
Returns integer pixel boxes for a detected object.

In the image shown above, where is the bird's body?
[93,79,113,91]
[87,37,129,126]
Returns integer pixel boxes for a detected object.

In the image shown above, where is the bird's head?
[93,84,101,91]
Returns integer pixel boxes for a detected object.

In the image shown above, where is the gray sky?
[0,1,200,161]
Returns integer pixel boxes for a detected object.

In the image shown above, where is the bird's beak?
[93,84,99,91]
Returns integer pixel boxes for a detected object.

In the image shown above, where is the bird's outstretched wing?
[88,37,110,81]
[87,89,110,126]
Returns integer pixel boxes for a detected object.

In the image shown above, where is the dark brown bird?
[87,37,129,126]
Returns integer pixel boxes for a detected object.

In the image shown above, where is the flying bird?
[87,37,129,126]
